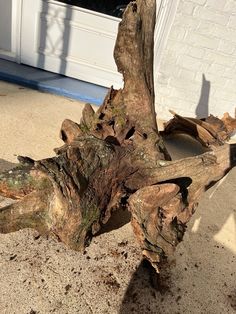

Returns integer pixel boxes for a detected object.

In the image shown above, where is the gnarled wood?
[0,0,235,271]
[163,110,236,147]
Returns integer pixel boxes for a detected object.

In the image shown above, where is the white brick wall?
[155,0,236,120]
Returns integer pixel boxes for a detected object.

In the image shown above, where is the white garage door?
[21,0,123,88]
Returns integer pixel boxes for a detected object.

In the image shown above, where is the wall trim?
[154,0,179,72]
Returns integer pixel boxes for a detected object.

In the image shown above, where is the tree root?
[0,0,235,272]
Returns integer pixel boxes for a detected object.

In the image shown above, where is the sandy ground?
[0,81,235,314]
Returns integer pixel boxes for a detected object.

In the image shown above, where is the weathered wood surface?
[0,0,236,271]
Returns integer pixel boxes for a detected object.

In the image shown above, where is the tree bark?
[0,0,235,271]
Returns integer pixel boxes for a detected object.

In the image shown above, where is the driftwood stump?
[0,0,235,271]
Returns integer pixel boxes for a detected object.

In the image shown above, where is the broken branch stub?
[0,0,236,271]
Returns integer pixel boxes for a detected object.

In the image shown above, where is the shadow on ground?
[96,206,131,236]
[119,166,236,313]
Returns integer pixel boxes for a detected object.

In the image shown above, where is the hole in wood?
[125,127,135,140]
[108,120,115,127]
[96,123,103,131]
[99,113,105,120]
[60,130,67,142]
[105,136,120,146]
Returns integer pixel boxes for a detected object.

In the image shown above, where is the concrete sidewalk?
[0,81,235,314]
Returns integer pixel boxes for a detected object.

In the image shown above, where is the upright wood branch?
[0,0,236,271]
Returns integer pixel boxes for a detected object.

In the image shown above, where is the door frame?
[0,0,22,62]
[12,0,23,63]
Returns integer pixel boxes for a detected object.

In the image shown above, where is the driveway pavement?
[0,81,235,314]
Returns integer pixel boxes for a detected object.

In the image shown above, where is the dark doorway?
[57,1,131,18]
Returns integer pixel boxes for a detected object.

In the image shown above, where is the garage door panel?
[21,0,123,88]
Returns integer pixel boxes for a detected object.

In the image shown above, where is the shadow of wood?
[95,206,131,236]
[162,133,208,161]
[119,167,236,314]
[196,74,210,119]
